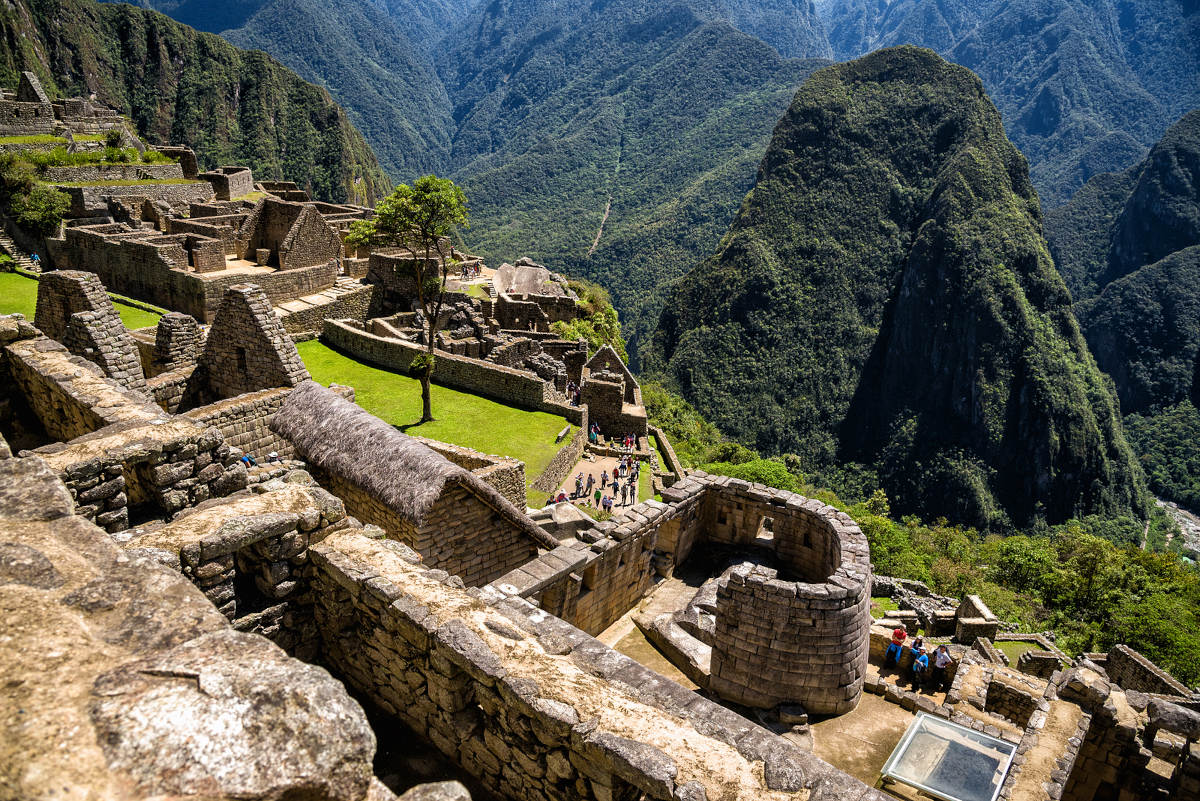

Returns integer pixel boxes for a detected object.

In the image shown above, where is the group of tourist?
[554,457,643,513]
[883,624,954,692]
[459,262,481,280]
[566,380,582,406]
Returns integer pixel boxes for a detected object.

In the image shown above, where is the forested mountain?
[1047,110,1200,510]
[0,0,389,203]
[440,1,830,358]
[647,47,1148,530]
[105,0,465,180]
[817,0,1200,205]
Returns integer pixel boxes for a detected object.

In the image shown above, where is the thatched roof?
[271,382,557,549]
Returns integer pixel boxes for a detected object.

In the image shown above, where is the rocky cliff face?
[649,46,1147,529]
[0,0,390,203]
[1048,110,1200,415]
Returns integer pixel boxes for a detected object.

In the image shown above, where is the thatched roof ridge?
[272,382,557,549]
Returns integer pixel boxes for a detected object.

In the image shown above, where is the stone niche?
[698,485,873,716]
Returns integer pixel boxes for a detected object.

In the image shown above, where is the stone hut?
[240,198,343,270]
[271,381,559,587]
[188,283,310,403]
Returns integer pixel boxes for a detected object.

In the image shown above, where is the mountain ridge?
[648,46,1148,529]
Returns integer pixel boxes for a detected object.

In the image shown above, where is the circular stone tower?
[706,496,872,716]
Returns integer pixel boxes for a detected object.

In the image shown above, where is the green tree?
[346,175,468,423]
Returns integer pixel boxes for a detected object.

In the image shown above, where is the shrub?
[10,184,70,235]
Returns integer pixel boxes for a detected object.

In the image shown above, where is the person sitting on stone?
[911,646,930,689]
[884,624,907,668]
[267,451,280,463]
[931,645,954,692]
[554,491,568,504]
[239,453,257,467]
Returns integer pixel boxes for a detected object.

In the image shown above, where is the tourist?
[884,624,907,667]
[239,453,257,467]
[601,470,609,490]
[30,252,40,268]
[574,472,584,498]
[911,646,930,689]
[585,473,595,495]
[593,486,602,508]
[932,645,954,692]
[620,483,629,506]
[554,491,568,504]
[266,451,280,463]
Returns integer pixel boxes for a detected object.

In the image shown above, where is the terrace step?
[0,228,40,272]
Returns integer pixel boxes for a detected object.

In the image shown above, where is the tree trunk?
[420,367,433,423]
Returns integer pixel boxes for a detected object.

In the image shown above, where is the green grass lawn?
[298,340,569,507]
[47,178,196,187]
[870,596,900,618]
[0,134,67,145]
[0,271,161,330]
[993,639,1039,664]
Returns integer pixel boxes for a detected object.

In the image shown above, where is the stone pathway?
[553,453,646,510]
[273,276,365,320]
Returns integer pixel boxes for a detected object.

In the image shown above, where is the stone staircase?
[485,281,497,300]
[0,228,39,272]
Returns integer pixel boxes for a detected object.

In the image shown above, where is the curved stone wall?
[707,496,872,716]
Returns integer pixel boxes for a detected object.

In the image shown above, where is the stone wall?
[190,284,310,402]
[199,167,255,200]
[414,436,527,510]
[57,224,339,322]
[531,408,587,495]
[277,283,378,335]
[5,335,161,441]
[954,594,1000,644]
[31,417,246,532]
[0,99,55,135]
[1105,644,1195,697]
[58,182,214,217]
[305,466,536,589]
[183,388,298,460]
[323,319,583,424]
[984,672,1041,727]
[308,530,890,801]
[42,163,184,183]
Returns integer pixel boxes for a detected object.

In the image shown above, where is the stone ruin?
[0,71,127,140]
[3,268,1200,800]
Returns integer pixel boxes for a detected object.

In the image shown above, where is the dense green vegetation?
[0,0,390,203]
[113,0,474,180]
[297,340,569,508]
[441,5,829,361]
[1046,111,1200,510]
[648,47,1147,531]
[819,0,1200,205]
[551,280,628,362]
[1126,403,1200,512]
[0,154,69,235]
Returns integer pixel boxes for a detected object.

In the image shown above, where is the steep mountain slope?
[441,0,830,360]
[0,0,389,202]
[648,47,1147,529]
[104,0,457,180]
[1047,110,1200,413]
[818,0,1200,206]
[1046,110,1200,510]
